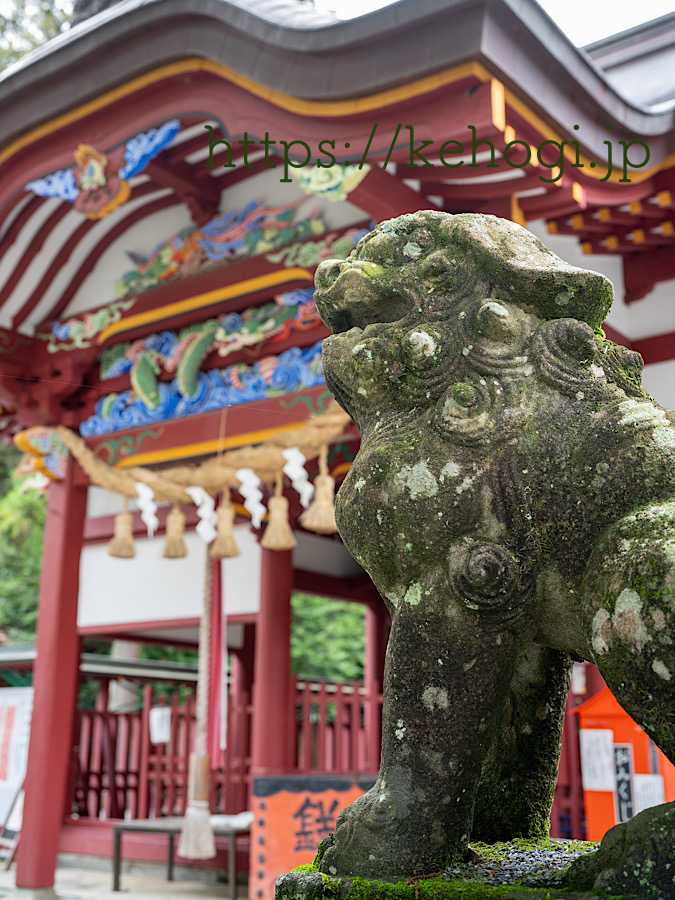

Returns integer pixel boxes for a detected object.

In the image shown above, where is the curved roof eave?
[0,0,673,156]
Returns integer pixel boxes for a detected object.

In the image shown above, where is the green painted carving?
[293,163,371,202]
[0,330,32,355]
[303,211,675,895]
[265,226,368,269]
[175,320,219,399]
[280,389,334,415]
[130,351,162,409]
[37,298,137,352]
[92,428,163,464]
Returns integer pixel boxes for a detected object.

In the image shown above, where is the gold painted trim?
[97,268,314,343]
[113,420,306,467]
[3,54,673,193]
[505,90,675,185]
[0,59,487,167]
[510,195,526,227]
[490,79,506,133]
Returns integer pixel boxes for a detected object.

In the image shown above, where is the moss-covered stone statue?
[294,211,675,896]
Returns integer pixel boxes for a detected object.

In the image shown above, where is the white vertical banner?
[579,728,615,791]
[634,774,665,814]
[0,688,34,825]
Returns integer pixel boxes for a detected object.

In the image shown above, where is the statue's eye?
[355,231,400,265]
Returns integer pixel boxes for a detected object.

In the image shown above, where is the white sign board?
[0,688,33,825]
[149,706,171,745]
[579,728,616,791]
[634,774,665,814]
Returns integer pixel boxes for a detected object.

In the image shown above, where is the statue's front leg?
[320,548,538,878]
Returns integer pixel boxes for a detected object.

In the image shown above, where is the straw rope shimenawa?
[54,402,350,505]
[178,550,216,859]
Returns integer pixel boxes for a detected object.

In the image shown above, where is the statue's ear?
[448,215,614,329]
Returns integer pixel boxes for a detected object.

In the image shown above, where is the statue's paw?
[318,784,459,878]
[319,791,384,878]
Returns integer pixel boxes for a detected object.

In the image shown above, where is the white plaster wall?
[623,279,675,341]
[67,203,195,317]
[86,485,140,517]
[642,359,675,409]
[293,530,364,578]
[78,523,261,628]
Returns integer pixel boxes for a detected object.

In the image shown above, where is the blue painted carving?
[80,340,325,437]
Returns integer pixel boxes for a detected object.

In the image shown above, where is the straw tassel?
[300,446,338,535]
[163,504,188,558]
[209,492,240,559]
[261,477,297,551]
[108,498,136,558]
[179,552,216,859]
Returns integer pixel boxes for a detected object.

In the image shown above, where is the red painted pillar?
[230,624,255,700]
[585,662,606,699]
[250,548,293,776]
[16,457,87,890]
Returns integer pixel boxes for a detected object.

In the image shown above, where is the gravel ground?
[444,839,598,888]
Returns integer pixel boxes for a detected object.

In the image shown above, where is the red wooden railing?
[71,704,143,819]
[68,674,585,838]
[69,685,252,820]
[291,676,383,774]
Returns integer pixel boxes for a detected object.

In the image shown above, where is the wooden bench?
[112,812,253,898]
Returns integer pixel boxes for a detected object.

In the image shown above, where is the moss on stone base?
[278,838,633,900]
[277,865,630,900]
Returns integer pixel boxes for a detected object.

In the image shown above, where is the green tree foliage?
[291,592,365,682]
[0,443,20,498]
[0,467,46,640]
[0,0,73,70]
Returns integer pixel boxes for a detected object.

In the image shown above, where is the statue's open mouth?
[315,258,415,336]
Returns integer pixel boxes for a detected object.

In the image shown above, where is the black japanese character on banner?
[292,796,339,852]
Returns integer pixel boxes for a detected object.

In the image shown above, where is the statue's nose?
[315,258,347,289]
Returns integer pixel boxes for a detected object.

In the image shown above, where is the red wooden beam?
[632,331,675,366]
[624,246,675,303]
[293,567,380,605]
[0,195,44,252]
[348,165,439,220]
[83,385,333,466]
[42,193,182,325]
[145,156,220,225]
[0,203,71,318]
[20,181,167,329]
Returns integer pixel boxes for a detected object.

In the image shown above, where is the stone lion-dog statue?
[311,210,675,892]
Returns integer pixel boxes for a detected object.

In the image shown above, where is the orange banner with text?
[250,775,376,900]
